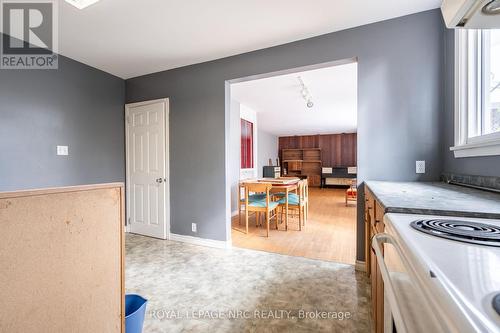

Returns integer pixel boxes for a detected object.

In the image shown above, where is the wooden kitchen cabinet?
[365,187,385,333]
[365,188,374,277]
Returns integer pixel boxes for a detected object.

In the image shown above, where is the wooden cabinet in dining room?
[281,148,321,186]
[308,174,321,187]
[278,133,357,187]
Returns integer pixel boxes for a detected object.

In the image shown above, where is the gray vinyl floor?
[125,233,372,333]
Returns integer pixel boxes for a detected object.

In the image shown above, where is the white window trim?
[239,104,258,179]
[451,30,500,158]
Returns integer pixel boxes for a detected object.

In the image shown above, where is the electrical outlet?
[57,145,69,156]
[416,161,426,174]
[192,223,197,233]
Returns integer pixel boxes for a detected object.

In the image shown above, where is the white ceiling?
[231,62,357,136]
[51,0,440,79]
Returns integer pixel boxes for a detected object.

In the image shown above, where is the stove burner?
[410,219,500,247]
[494,294,500,316]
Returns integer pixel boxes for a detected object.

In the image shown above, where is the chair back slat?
[245,183,271,193]
[244,183,272,207]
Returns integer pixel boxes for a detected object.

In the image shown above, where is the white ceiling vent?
[64,0,101,10]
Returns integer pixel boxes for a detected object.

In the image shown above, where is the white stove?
[376,213,500,333]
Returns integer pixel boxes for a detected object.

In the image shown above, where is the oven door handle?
[372,233,409,333]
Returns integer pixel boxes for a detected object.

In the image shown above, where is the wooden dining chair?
[278,180,307,230]
[238,181,266,226]
[244,183,279,237]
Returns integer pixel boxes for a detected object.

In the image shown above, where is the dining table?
[241,177,300,230]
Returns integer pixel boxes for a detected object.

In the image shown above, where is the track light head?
[298,76,314,110]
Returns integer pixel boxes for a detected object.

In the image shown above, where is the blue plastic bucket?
[125,294,148,333]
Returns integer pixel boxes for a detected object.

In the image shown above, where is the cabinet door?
[365,189,375,275]
[310,174,321,187]
[371,239,385,333]
[370,247,378,324]
[376,262,385,333]
[365,207,372,276]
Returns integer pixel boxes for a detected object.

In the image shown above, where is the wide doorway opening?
[227,60,358,265]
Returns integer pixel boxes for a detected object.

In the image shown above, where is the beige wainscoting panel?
[0,183,124,333]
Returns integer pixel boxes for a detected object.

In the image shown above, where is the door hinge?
[128,217,131,225]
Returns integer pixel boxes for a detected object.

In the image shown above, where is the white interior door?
[126,99,169,239]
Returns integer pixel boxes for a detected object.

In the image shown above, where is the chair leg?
[245,209,249,234]
[274,208,279,230]
[266,212,270,237]
[239,204,242,226]
[302,205,305,226]
[303,203,306,226]
[304,202,308,226]
[299,206,302,231]
[280,207,284,226]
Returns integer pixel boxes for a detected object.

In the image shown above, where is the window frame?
[451,29,500,158]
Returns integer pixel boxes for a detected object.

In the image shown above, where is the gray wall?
[442,29,500,177]
[126,9,445,259]
[257,129,278,178]
[0,47,125,191]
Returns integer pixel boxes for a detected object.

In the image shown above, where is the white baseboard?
[125,225,130,233]
[231,210,238,217]
[169,233,231,249]
[355,260,366,272]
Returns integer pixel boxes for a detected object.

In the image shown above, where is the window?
[240,119,254,169]
[452,29,500,158]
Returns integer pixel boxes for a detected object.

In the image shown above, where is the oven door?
[372,233,445,333]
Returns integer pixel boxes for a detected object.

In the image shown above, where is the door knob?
[156,178,165,183]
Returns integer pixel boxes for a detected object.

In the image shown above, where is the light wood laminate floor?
[231,188,357,265]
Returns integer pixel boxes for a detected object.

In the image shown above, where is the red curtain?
[241,119,254,169]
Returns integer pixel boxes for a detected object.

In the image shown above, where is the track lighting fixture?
[298,76,314,109]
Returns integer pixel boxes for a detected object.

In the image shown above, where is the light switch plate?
[57,145,69,156]
[192,223,197,233]
[416,161,425,174]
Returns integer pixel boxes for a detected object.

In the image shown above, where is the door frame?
[225,57,358,249]
[125,98,170,239]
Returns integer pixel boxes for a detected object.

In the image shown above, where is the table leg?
[245,207,249,234]
[238,186,241,225]
[285,188,289,231]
